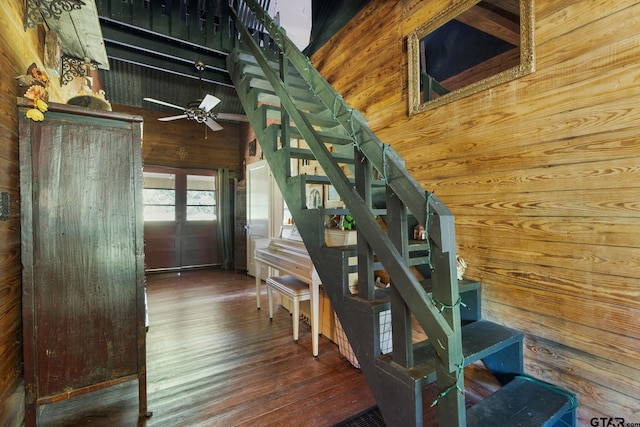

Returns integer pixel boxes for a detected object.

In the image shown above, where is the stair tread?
[407,256,430,266]
[377,320,522,383]
[320,207,387,216]
[288,147,355,163]
[302,174,386,187]
[253,88,326,113]
[261,104,341,129]
[235,52,306,83]
[242,69,308,90]
[344,289,391,313]
[288,127,354,146]
[249,79,320,104]
[466,377,575,427]
[244,73,312,99]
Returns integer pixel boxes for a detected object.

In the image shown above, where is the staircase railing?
[229,1,465,424]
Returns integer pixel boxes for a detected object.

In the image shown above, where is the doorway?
[143,166,220,270]
[246,161,270,277]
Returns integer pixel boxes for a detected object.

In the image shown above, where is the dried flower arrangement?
[16,63,50,121]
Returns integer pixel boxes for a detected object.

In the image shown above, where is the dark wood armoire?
[18,99,149,425]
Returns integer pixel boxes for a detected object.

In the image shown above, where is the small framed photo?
[324,185,342,208]
[306,184,323,209]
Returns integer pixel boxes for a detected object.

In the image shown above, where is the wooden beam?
[455,4,520,46]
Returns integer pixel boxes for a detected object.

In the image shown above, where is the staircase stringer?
[238,3,456,250]
[230,4,459,360]
[236,4,462,347]
[229,2,465,425]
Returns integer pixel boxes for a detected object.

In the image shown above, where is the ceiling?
[35,0,371,120]
[96,0,274,118]
[39,0,518,121]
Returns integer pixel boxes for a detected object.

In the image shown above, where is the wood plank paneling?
[462,253,639,312]
[535,0,640,45]
[484,301,640,425]
[482,282,640,362]
[524,335,640,404]
[312,0,404,117]
[113,104,242,171]
[312,0,640,422]
[459,228,640,279]
[0,2,43,425]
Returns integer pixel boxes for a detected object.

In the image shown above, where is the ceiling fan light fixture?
[142,61,246,131]
[194,60,206,72]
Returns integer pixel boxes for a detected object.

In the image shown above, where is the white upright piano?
[254,226,321,356]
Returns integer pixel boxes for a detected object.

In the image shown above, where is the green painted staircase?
[227,1,578,426]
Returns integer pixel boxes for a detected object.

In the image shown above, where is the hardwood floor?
[37,268,500,426]
[37,269,376,427]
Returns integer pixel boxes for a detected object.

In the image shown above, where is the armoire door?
[19,100,147,425]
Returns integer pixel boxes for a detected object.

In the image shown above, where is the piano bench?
[266,275,311,343]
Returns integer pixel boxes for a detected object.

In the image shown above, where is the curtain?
[216,168,234,269]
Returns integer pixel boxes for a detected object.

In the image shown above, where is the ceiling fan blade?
[199,94,221,112]
[205,118,223,131]
[216,113,250,122]
[143,97,186,111]
[158,114,188,122]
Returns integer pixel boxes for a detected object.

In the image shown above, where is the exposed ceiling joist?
[103,39,233,88]
[99,17,232,88]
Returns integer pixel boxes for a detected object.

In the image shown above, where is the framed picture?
[324,185,342,209]
[306,184,323,209]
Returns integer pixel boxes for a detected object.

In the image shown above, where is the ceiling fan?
[143,60,247,132]
[144,93,227,131]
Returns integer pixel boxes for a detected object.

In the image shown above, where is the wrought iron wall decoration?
[24,0,86,30]
[61,55,95,86]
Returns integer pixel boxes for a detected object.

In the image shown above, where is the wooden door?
[246,161,270,277]
[19,101,147,425]
[143,166,219,270]
[234,179,247,271]
[246,160,285,278]
[143,168,180,269]
[181,172,218,266]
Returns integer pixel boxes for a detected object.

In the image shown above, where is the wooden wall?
[0,3,241,424]
[240,122,265,169]
[113,105,242,172]
[0,1,62,424]
[312,0,640,424]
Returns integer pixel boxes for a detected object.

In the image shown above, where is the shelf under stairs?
[227,1,578,426]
